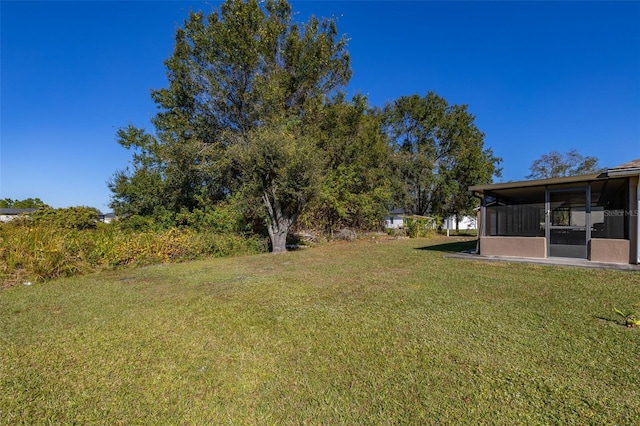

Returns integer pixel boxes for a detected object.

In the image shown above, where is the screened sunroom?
[469,159,640,265]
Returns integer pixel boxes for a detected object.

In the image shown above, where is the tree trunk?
[262,189,296,253]
[268,222,289,253]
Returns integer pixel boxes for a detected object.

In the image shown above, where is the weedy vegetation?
[0,210,266,286]
[614,307,640,328]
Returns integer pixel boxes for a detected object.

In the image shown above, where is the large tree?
[110,0,351,252]
[526,149,602,180]
[300,95,394,234]
[233,120,325,251]
[383,92,501,221]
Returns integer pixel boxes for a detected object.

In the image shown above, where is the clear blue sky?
[2,1,639,211]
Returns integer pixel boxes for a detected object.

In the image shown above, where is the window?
[591,178,628,239]
[485,186,545,237]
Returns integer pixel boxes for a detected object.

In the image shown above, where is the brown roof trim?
[607,158,640,177]
[469,173,604,192]
[469,158,640,193]
[0,208,37,215]
[609,158,640,170]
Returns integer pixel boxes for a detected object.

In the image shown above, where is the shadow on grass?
[416,239,477,253]
[595,316,631,328]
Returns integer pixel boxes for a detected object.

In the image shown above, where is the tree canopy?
[526,149,602,180]
[383,92,501,219]
[110,0,351,251]
[109,0,502,248]
[300,95,393,234]
[0,198,49,209]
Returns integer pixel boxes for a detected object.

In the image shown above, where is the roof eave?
[607,168,640,177]
[469,173,604,193]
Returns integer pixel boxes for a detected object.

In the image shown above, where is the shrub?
[117,202,246,234]
[30,206,100,230]
[404,216,439,238]
[116,214,160,232]
[173,202,245,233]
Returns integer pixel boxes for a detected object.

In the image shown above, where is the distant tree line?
[0,198,49,209]
[526,149,602,180]
[108,0,502,252]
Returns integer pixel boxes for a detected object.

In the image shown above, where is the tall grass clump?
[0,225,89,283]
[0,207,266,286]
[404,216,441,238]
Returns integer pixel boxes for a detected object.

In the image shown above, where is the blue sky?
[2,1,639,211]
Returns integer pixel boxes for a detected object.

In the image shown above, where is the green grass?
[1,237,639,424]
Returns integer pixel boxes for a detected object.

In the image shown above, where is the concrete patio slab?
[446,251,640,272]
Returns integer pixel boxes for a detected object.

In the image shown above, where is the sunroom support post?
[586,182,591,258]
[480,194,486,238]
[545,186,550,258]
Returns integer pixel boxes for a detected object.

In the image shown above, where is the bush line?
[0,223,266,286]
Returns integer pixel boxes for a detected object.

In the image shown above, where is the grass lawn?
[1,236,639,424]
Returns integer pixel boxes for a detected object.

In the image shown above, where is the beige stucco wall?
[480,236,546,258]
[590,239,630,264]
[630,176,639,264]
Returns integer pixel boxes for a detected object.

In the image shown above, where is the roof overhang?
[607,168,640,178]
[0,208,38,215]
[469,173,604,193]
[469,158,640,194]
